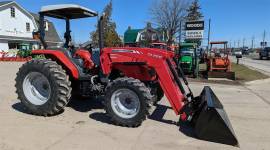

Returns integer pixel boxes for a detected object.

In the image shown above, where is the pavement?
[0,62,270,150]
[230,54,270,75]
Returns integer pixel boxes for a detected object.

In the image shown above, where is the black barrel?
[194,86,239,146]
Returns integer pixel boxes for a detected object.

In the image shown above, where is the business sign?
[185,21,204,30]
[185,21,204,40]
[186,30,204,39]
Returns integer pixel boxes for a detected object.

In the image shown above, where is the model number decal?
[112,49,141,54]
[147,53,162,59]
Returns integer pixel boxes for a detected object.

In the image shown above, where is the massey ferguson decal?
[147,53,163,59]
[112,49,142,54]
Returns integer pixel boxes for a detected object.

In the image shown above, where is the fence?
[0,51,32,62]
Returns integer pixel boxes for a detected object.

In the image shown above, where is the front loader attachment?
[164,58,238,146]
[207,71,236,80]
[193,86,239,146]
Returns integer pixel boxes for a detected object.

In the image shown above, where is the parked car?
[234,49,242,58]
[259,47,270,60]
[241,47,249,55]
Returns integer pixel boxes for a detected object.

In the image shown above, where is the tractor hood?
[180,55,192,63]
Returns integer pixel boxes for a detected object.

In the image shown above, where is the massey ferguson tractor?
[15,4,238,146]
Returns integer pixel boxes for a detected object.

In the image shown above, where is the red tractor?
[15,4,238,146]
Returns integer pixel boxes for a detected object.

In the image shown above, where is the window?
[141,34,145,40]
[26,23,30,32]
[10,7,15,18]
[44,21,49,31]
[152,34,157,41]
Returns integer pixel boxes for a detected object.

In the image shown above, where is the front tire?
[15,59,72,116]
[104,77,151,127]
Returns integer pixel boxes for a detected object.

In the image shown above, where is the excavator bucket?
[193,86,239,146]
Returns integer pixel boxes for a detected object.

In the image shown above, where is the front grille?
[180,63,190,69]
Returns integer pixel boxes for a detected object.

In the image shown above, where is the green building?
[124,23,166,47]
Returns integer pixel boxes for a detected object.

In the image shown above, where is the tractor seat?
[215,53,221,57]
[46,47,97,80]
[64,48,85,70]
[49,48,89,78]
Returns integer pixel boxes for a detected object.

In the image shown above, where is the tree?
[91,0,122,47]
[150,0,189,45]
[185,0,203,21]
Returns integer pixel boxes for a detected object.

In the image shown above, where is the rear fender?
[32,50,79,79]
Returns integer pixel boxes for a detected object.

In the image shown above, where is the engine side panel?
[112,64,156,81]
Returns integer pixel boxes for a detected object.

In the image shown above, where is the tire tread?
[15,59,72,116]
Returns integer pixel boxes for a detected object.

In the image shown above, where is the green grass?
[232,63,269,81]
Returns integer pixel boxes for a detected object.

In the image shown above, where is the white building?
[0,1,62,52]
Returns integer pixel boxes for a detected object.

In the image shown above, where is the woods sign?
[185,21,204,39]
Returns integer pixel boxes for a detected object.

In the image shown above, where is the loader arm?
[100,47,187,115]
[100,47,239,146]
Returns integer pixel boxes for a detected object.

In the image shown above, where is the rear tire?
[104,77,151,127]
[15,59,72,116]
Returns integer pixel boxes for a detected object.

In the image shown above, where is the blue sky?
[13,0,270,47]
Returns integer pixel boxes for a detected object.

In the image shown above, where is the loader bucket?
[193,86,239,146]
[207,71,236,80]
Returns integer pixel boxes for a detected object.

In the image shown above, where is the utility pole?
[263,30,266,42]
[243,38,246,48]
[238,40,240,48]
[262,30,266,48]
[179,21,182,45]
[251,36,255,49]
[207,19,211,54]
